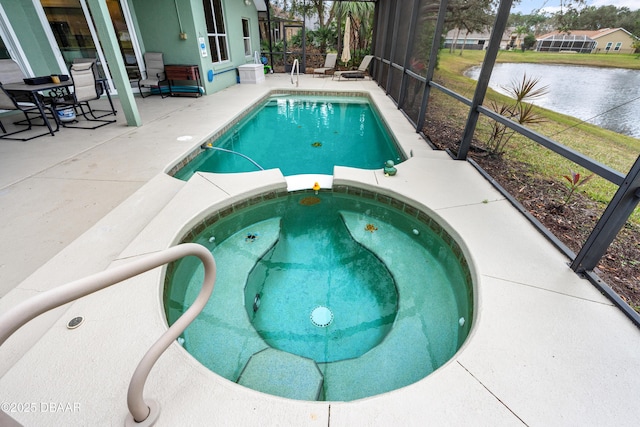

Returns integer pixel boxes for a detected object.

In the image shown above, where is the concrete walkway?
[1,74,639,426]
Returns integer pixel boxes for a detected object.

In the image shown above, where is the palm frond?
[502,73,549,102]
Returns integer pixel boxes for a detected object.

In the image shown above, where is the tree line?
[510,4,640,38]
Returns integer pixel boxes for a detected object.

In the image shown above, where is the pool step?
[237,348,323,401]
[181,217,281,380]
[316,211,461,401]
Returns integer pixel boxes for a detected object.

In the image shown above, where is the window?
[605,42,612,51]
[202,0,228,63]
[242,18,251,56]
[614,42,622,51]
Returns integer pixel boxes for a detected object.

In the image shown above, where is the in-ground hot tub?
[164,186,475,402]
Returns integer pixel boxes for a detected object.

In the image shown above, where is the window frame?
[614,42,622,51]
[242,18,251,57]
[202,0,229,64]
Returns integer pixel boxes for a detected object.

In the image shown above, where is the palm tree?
[514,25,528,50]
[331,1,375,55]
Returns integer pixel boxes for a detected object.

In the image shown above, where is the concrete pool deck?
[1,74,639,426]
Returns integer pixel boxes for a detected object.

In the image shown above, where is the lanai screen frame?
[261,0,639,324]
[369,0,640,325]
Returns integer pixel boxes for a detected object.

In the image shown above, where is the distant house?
[444,27,522,51]
[535,28,637,54]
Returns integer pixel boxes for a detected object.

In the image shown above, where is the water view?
[465,63,640,138]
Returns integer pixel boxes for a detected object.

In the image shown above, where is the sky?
[511,0,640,15]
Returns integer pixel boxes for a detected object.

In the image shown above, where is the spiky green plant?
[485,73,550,155]
[503,73,550,103]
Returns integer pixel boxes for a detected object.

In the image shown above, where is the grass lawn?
[433,49,640,224]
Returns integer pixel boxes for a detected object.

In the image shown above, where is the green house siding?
[132,0,259,94]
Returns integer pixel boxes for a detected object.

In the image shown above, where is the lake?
[465,63,640,138]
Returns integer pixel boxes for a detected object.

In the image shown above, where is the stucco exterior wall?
[593,30,636,54]
[132,0,260,94]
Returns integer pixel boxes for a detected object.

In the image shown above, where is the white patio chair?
[137,52,168,98]
[313,53,338,77]
[332,55,374,80]
[52,62,116,129]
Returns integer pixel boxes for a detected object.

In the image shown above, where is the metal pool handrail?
[0,243,217,426]
[291,58,299,87]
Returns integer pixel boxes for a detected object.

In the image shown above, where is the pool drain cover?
[310,306,333,327]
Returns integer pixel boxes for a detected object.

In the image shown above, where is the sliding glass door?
[39,0,142,91]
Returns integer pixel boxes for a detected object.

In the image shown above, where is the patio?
[1,74,639,426]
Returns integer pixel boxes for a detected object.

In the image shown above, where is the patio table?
[3,80,73,136]
[3,78,116,135]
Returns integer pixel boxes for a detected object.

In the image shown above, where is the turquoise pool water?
[245,194,398,363]
[164,191,473,401]
[173,95,403,179]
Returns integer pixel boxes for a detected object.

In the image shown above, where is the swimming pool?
[172,94,404,180]
[164,188,474,401]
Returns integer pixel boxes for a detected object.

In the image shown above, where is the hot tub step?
[237,348,324,401]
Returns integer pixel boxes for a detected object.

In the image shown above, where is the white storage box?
[238,64,265,84]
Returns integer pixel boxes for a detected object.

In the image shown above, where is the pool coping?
[164,185,475,401]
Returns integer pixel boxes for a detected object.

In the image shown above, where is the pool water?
[173,95,403,179]
[245,194,398,363]
[164,191,473,401]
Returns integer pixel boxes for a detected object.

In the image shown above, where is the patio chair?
[52,62,116,129]
[0,59,27,84]
[0,84,59,140]
[0,59,35,104]
[70,58,115,118]
[0,59,18,134]
[137,52,168,98]
[332,55,374,80]
[72,58,104,95]
[313,53,338,77]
